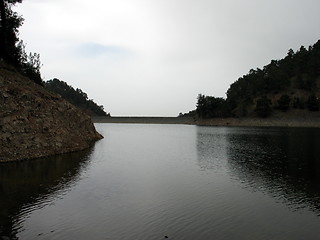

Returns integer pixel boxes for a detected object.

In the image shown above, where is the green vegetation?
[1,2,108,116]
[196,94,230,118]
[307,94,320,111]
[0,0,42,85]
[178,110,196,118]
[277,94,291,112]
[255,96,272,118]
[45,79,109,117]
[192,40,320,118]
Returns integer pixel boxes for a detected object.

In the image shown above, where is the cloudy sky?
[16,0,320,116]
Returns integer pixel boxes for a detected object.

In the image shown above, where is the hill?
[45,78,110,117]
[0,63,103,162]
[193,40,320,119]
[0,1,103,163]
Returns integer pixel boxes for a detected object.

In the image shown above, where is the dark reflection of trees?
[225,127,320,214]
[0,149,93,239]
[196,126,228,171]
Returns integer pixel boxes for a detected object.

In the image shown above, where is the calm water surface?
[1,124,320,239]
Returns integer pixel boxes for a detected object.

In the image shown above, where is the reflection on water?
[197,126,320,214]
[2,124,320,239]
[196,126,320,239]
[225,127,320,214]
[197,127,228,172]
[0,149,93,239]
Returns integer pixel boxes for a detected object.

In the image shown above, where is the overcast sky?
[16,0,320,116]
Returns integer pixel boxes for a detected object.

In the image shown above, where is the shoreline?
[194,117,320,128]
[92,116,195,125]
[92,116,320,128]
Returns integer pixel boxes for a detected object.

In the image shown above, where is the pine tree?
[0,0,23,65]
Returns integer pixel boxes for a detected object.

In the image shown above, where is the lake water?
[1,124,320,239]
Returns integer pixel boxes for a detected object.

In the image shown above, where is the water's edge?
[92,116,320,128]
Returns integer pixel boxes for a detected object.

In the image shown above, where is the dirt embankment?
[0,64,103,163]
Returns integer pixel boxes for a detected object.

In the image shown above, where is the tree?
[307,95,320,111]
[255,96,272,118]
[196,94,207,117]
[45,78,109,116]
[287,48,294,58]
[196,94,231,118]
[0,0,43,84]
[277,94,291,112]
[292,97,304,109]
[223,40,320,116]
[0,0,23,65]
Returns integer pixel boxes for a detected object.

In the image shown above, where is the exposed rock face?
[0,64,103,162]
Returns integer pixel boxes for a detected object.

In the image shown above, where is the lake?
[1,124,320,240]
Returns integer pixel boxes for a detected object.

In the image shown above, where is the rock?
[0,64,103,163]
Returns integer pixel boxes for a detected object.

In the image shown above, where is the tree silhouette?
[307,95,320,111]
[45,78,109,116]
[255,96,272,118]
[277,94,291,112]
[0,0,23,65]
[0,0,43,84]
[196,94,230,118]
[225,40,320,116]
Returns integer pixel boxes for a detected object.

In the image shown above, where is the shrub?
[277,94,291,112]
[255,96,272,117]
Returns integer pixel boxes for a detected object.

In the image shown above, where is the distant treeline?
[45,79,109,117]
[186,40,320,118]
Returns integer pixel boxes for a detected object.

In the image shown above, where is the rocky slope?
[0,63,103,163]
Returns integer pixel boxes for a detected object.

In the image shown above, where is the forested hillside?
[1,1,108,117]
[45,79,109,117]
[194,40,320,118]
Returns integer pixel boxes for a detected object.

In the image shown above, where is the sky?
[15,0,320,116]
